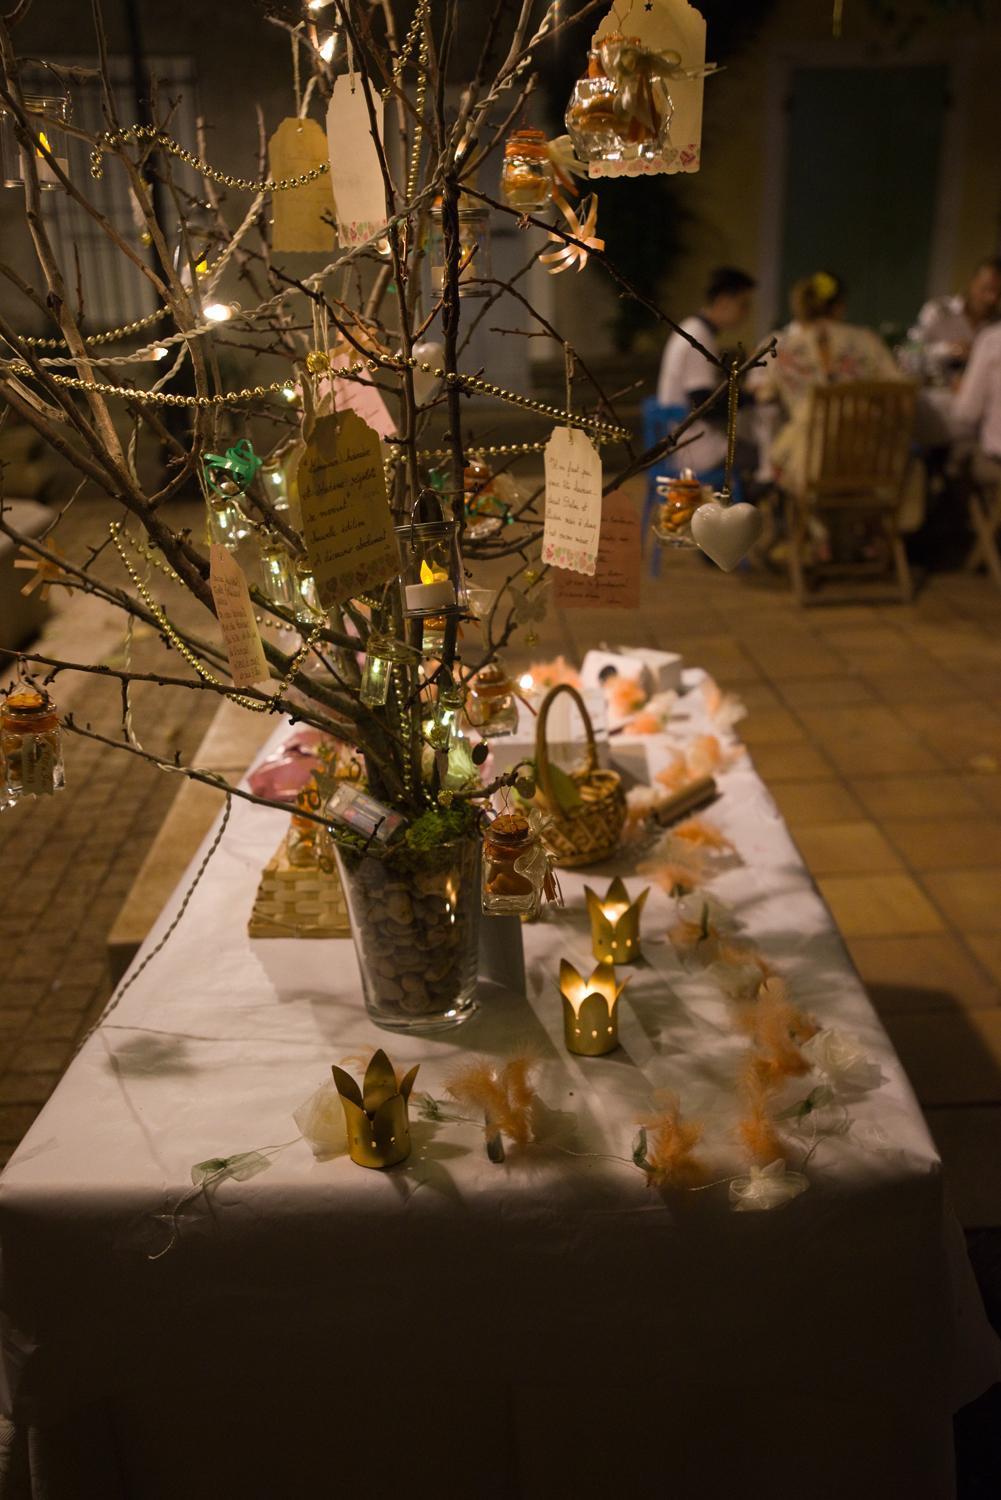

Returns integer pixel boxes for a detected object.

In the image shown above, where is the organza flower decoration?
[703,677,747,733]
[802,1028,882,1096]
[294,1080,348,1159]
[729,1159,809,1213]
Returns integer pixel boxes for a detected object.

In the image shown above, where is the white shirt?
[953,322,1001,458]
[656,314,727,472]
[909,294,986,377]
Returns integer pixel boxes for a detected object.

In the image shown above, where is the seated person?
[753,270,902,497]
[908,258,1001,383]
[953,320,1001,476]
[656,265,756,480]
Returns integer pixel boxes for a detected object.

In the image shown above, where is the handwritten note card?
[297,410,397,607]
[209,545,269,688]
[552,489,641,609]
[326,80,386,247]
[268,118,336,254]
[542,427,602,575]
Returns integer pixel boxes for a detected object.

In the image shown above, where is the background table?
[0,678,997,1500]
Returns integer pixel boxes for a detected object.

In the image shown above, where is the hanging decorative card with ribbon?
[268,118,336,253]
[589,0,711,178]
[325,78,386,247]
[209,545,269,688]
[552,488,641,608]
[296,411,397,606]
[541,426,603,575]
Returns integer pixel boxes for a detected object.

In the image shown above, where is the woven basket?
[534,684,626,868]
[248,830,351,939]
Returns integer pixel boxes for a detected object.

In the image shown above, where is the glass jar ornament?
[565,49,628,165]
[396,493,467,620]
[500,128,553,212]
[294,558,324,620]
[426,680,466,751]
[481,812,553,919]
[1,686,65,800]
[259,534,298,608]
[430,194,491,298]
[465,662,519,739]
[653,468,705,548]
[565,35,675,168]
[1,92,70,190]
[359,630,420,708]
[203,440,261,550]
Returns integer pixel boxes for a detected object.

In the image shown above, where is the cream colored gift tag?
[541,426,602,575]
[326,79,386,246]
[590,0,710,177]
[297,410,397,607]
[209,545,269,688]
[268,118,336,253]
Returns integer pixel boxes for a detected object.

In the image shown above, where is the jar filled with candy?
[1,685,65,800]
[501,128,553,212]
[653,469,705,548]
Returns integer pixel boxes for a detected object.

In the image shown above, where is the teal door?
[779,65,948,337]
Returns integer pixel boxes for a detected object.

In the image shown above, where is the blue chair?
[640,396,744,575]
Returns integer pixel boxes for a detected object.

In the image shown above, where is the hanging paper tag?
[590,0,710,178]
[552,489,641,608]
[209,545,269,688]
[296,410,397,606]
[19,735,56,796]
[326,79,386,247]
[268,118,336,253]
[541,427,602,575]
[323,352,396,439]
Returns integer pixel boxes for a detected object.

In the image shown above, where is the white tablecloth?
[0,678,997,1500]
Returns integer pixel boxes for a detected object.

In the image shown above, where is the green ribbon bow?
[203,439,262,497]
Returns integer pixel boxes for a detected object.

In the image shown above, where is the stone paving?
[3,488,1001,1229]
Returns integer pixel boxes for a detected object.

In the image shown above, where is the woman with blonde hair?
[756,270,903,495]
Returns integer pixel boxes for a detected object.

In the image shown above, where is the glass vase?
[335,836,481,1032]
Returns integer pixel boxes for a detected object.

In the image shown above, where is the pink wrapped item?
[247,729,330,803]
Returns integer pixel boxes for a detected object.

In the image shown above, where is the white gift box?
[619,647,683,694]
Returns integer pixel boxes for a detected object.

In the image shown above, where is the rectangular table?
[1,676,997,1500]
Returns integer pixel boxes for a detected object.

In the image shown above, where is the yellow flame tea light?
[331,1049,419,1169]
[559,958,627,1057]
[584,878,649,965]
[404,558,455,613]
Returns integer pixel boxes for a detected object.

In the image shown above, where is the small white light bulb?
[203,302,232,323]
[318,30,337,62]
[518,673,534,692]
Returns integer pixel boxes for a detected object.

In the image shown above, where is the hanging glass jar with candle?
[465,662,518,739]
[396,492,466,621]
[1,686,65,800]
[501,128,553,212]
[1,92,70,190]
[481,812,552,919]
[429,193,491,298]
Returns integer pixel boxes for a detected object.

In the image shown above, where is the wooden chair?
[964,453,1001,589]
[788,381,918,605]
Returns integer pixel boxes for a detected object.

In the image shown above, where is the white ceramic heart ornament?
[690,499,763,572]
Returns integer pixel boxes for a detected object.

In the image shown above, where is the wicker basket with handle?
[534,683,626,867]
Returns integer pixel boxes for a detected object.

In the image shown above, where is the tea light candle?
[405,559,456,613]
[559,958,627,1057]
[584,878,649,965]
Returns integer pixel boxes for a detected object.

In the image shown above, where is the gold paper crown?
[584,877,649,965]
[559,958,627,1057]
[331,1049,419,1169]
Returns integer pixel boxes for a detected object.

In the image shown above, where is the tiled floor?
[4,490,1001,1227]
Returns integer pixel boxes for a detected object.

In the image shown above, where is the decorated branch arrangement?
[0,0,771,1031]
